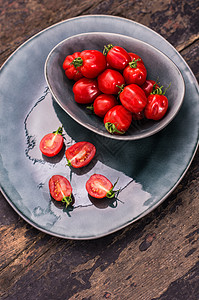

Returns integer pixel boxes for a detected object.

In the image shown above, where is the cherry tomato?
[129,52,144,64]
[49,175,73,207]
[144,94,168,120]
[65,141,96,168]
[62,52,83,81]
[73,78,101,104]
[86,174,117,199]
[123,59,147,86]
[141,80,159,98]
[97,69,125,95]
[119,84,147,114]
[103,44,131,70]
[71,50,106,79]
[104,105,132,134]
[132,111,145,121]
[91,94,118,118]
[39,127,64,157]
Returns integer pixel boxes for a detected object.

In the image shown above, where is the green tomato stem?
[53,126,63,135]
[62,194,73,208]
[105,122,125,135]
[70,57,83,68]
[128,58,141,68]
[103,44,114,56]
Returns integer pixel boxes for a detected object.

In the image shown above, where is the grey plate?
[45,32,185,140]
[0,15,198,240]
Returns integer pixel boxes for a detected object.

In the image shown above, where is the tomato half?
[119,84,147,114]
[92,94,118,118]
[71,50,107,78]
[103,44,131,70]
[65,141,96,168]
[73,78,101,104]
[86,174,117,199]
[144,94,168,120]
[104,105,132,134]
[62,52,83,81]
[49,175,73,207]
[123,59,147,86]
[39,127,64,157]
[97,69,125,95]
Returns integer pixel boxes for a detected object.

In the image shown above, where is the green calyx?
[105,122,125,135]
[62,194,73,208]
[128,58,141,68]
[53,126,63,135]
[106,178,120,199]
[103,44,114,56]
[151,83,171,95]
[70,57,83,68]
[86,104,94,112]
[116,84,125,95]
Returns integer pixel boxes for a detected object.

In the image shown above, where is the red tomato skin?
[123,62,147,86]
[104,105,133,134]
[97,69,125,95]
[49,175,72,201]
[39,133,64,157]
[129,52,144,64]
[79,50,107,78]
[93,94,118,118]
[73,78,101,104]
[144,94,168,120]
[86,174,113,199]
[63,52,83,81]
[106,46,131,70]
[141,80,159,98]
[119,84,147,114]
[65,141,96,168]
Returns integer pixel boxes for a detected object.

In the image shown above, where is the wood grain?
[0,0,198,299]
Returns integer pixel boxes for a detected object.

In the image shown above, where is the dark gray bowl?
[44,32,185,140]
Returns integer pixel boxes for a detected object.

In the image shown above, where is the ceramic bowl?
[44,32,185,140]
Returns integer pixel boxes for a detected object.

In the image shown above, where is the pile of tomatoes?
[63,44,169,135]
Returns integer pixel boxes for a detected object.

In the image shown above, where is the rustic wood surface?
[0,1,199,299]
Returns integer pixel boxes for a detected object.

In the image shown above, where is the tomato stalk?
[106,178,120,198]
[103,44,114,56]
[61,194,73,208]
[128,58,141,68]
[86,104,94,112]
[105,122,125,134]
[71,57,83,68]
[53,126,63,135]
[151,83,171,95]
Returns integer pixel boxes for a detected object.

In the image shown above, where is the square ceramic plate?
[0,16,198,239]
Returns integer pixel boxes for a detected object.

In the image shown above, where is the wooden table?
[1,1,199,299]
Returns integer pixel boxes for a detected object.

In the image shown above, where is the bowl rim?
[44,31,185,141]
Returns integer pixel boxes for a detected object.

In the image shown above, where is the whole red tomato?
[141,80,159,98]
[91,94,118,118]
[73,78,101,104]
[97,69,125,95]
[144,92,168,120]
[104,105,132,134]
[103,44,131,70]
[119,84,147,114]
[71,50,106,78]
[129,52,144,64]
[123,59,147,86]
[62,52,83,81]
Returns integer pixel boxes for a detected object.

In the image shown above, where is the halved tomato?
[65,141,96,168]
[39,127,64,157]
[86,174,118,199]
[49,175,73,207]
